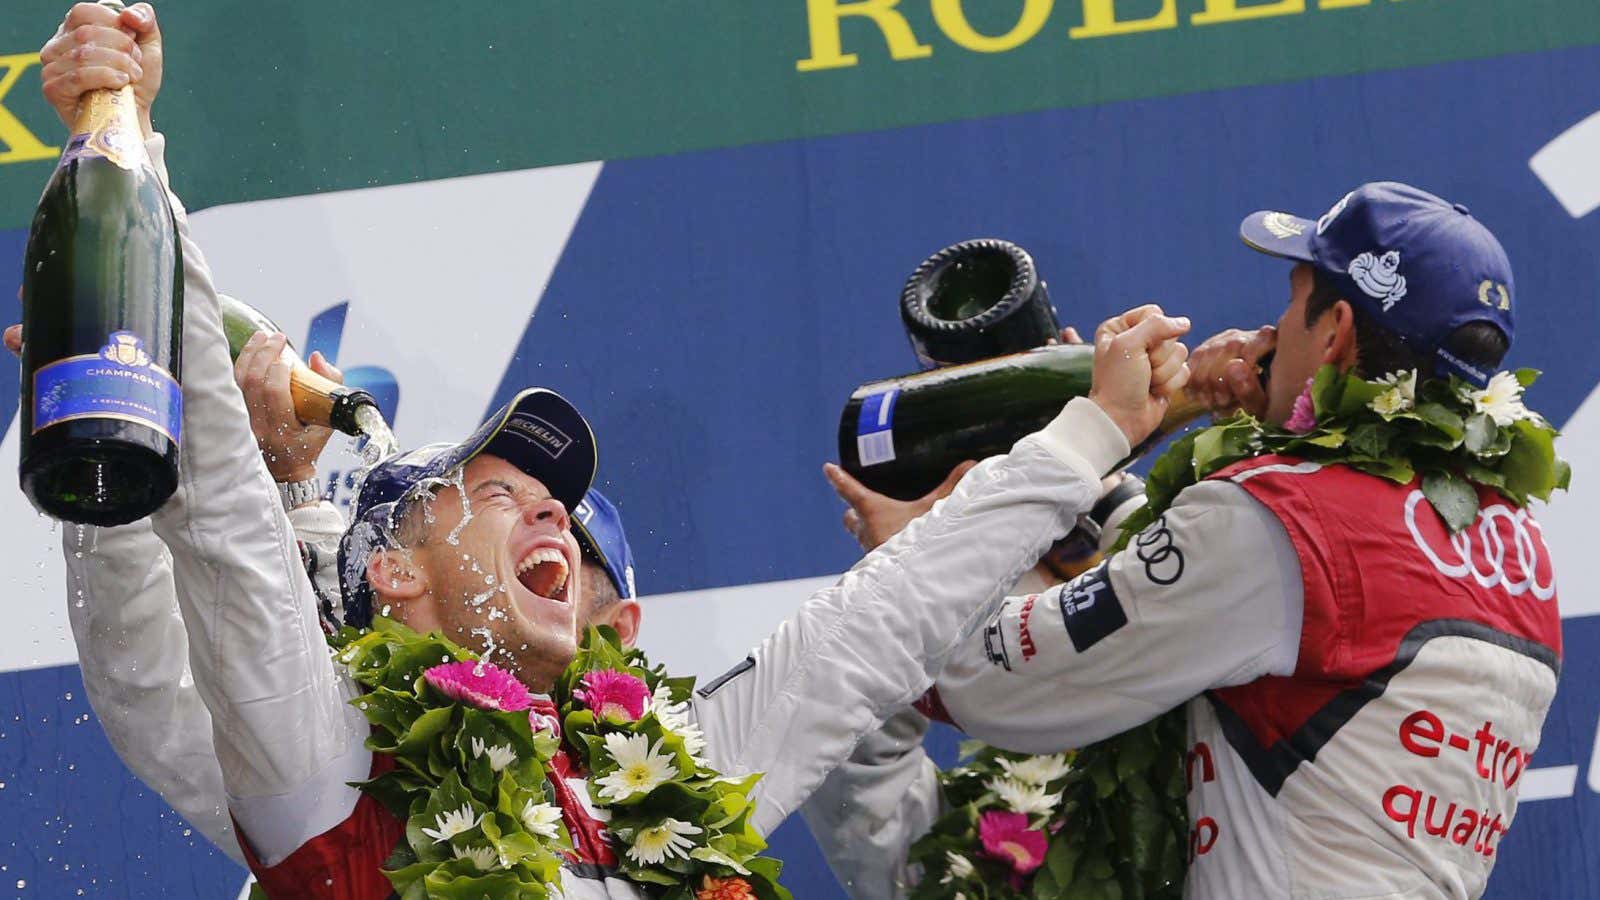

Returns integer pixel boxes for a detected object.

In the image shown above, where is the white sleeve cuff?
[286,500,347,546]
[143,133,171,190]
[1028,397,1131,483]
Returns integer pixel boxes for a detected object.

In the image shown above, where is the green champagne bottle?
[19,27,182,527]
[900,239,1062,369]
[837,344,1204,500]
[217,294,382,438]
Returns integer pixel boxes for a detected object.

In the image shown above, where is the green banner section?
[2,0,1598,231]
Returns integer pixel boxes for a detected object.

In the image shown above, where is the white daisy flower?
[624,817,701,866]
[650,684,709,764]
[520,800,563,841]
[594,733,678,802]
[1471,371,1530,427]
[1368,370,1417,416]
[986,776,1062,817]
[996,753,1072,786]
[451,843,502,872]
[420,804,482,844]
[942,851,975,883]
[470,736,518,772]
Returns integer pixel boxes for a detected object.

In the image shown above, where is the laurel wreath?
[326,620,790,899]
[910,365,1568,899]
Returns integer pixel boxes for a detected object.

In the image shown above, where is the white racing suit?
[64,132,1132,898]
[805,461,1561,899]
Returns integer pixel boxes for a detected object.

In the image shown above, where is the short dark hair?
[581,558,622,612]
[1304,268,1509,380]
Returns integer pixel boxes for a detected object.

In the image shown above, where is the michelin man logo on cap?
[1348,250,1408,311]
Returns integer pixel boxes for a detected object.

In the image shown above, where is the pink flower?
[573,670,650,723]
[1285,378,1317,434]
[978,810,1048,876]
[423,660,533,712]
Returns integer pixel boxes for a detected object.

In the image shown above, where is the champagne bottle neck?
[68,87,147,169]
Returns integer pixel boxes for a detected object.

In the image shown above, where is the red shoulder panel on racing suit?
[239,700,617,897]
[1206,455,1560,764]
[236,753,406,900]
[1188,455,1561,895]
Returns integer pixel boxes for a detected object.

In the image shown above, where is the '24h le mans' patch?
[1057,562,1127,653]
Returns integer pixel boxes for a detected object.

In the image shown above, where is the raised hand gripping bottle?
[217,295,383,440]
[20,1,182,526]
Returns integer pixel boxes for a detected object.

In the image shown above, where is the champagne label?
[61,88,144,171]
[855,387,899,467]
[33,331,181,444]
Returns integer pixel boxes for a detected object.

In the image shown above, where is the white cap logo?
[1349,250,1408,311]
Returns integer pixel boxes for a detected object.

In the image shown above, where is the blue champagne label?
[855,387,899,467]
[33,331,181,444]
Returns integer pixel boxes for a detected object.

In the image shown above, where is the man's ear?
[1322,299,1360,371]
[368,548,428,601]
[609,600,643,649]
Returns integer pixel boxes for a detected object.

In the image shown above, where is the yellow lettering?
[1318,0,1372,7]
[0,53,58,165]
[796,0,933,72]
[931,0,1053,53]
[1070,0,1178,38]
[1192,0,1305,26]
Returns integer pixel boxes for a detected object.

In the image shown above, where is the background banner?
[1,2,1597,896]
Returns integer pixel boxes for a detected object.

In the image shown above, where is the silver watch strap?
[277,477,323,511]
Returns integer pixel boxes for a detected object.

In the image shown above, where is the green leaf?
[1502,419,1560,502]
[1346,423,1390,458]
[1191,421,1255,476]
[1463,413,1498,455]
[1309,364,1344,420]
[1413,403,1465,442]
[1046,839,1085,889]
[1422,470,1479,533]
[1514,368,1541,388]
[1335,378,1385,418]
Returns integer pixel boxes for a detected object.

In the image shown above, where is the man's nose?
[523,497,570,533]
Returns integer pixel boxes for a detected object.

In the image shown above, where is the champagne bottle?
[837,344,1205,500]
[900,239,1062,369]
[217,294,381,437]
[20,11,182,527]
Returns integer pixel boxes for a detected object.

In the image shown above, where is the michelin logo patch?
[1057,562,1127,653]
[1349,250,1408,310]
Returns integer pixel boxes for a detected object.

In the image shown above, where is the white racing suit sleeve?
[62,520,242,863]
[799,707,940,899]
[690,397,1130,835]
[140,134,370,865]
[934,479,1306,754]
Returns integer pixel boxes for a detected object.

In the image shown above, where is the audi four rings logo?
[1135,518,1186,586]
[1404,491,1556,601]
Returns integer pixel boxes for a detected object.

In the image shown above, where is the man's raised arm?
[691,307,1193,834]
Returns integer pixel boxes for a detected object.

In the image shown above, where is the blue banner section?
[3,41,1600,900]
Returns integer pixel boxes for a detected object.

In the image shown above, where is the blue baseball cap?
[572,489,636,601]
[336,387,597,627]
[1239,182,1514,386]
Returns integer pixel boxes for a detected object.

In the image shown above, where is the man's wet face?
[401,455,584,690]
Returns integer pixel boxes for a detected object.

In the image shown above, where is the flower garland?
[910,365,1568,899]
[329,619,790,899]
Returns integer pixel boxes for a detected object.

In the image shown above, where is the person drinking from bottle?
[28,5,1195,897]
[897,185,1565,898]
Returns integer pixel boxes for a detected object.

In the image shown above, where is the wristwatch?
[277,477,324,512]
